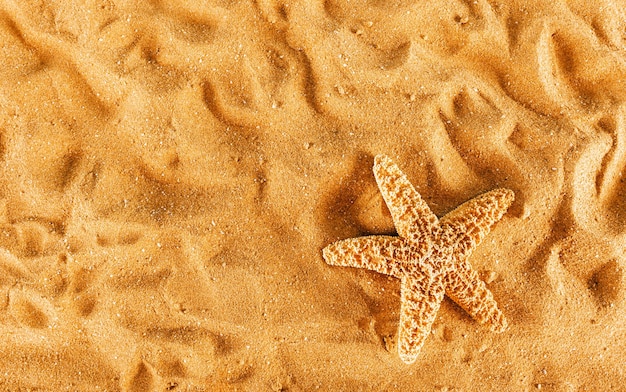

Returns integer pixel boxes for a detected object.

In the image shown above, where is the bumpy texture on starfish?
[323,154,513,364]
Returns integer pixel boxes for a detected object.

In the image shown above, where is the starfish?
[323,154,513,364]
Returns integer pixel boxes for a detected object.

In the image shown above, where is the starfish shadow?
[319,151,396,241]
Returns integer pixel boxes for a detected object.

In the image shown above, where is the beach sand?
[0,0,625,390]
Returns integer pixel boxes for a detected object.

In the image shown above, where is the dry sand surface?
[1,0,626,390]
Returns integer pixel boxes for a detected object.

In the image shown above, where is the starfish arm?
[373,155,438,250]
[397,273,445,364]
[444,257,508,332]
[439,188,514,258]
[322,236,411,278]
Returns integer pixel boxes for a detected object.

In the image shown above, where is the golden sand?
[0,0,625,390]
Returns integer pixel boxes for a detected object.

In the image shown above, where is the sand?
[0,0,625,390]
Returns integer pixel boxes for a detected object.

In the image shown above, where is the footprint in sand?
[8,287,56,329]
[571,107,626,236]
[588,260,624,308]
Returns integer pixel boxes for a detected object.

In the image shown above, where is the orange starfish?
[323,155,513,364]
